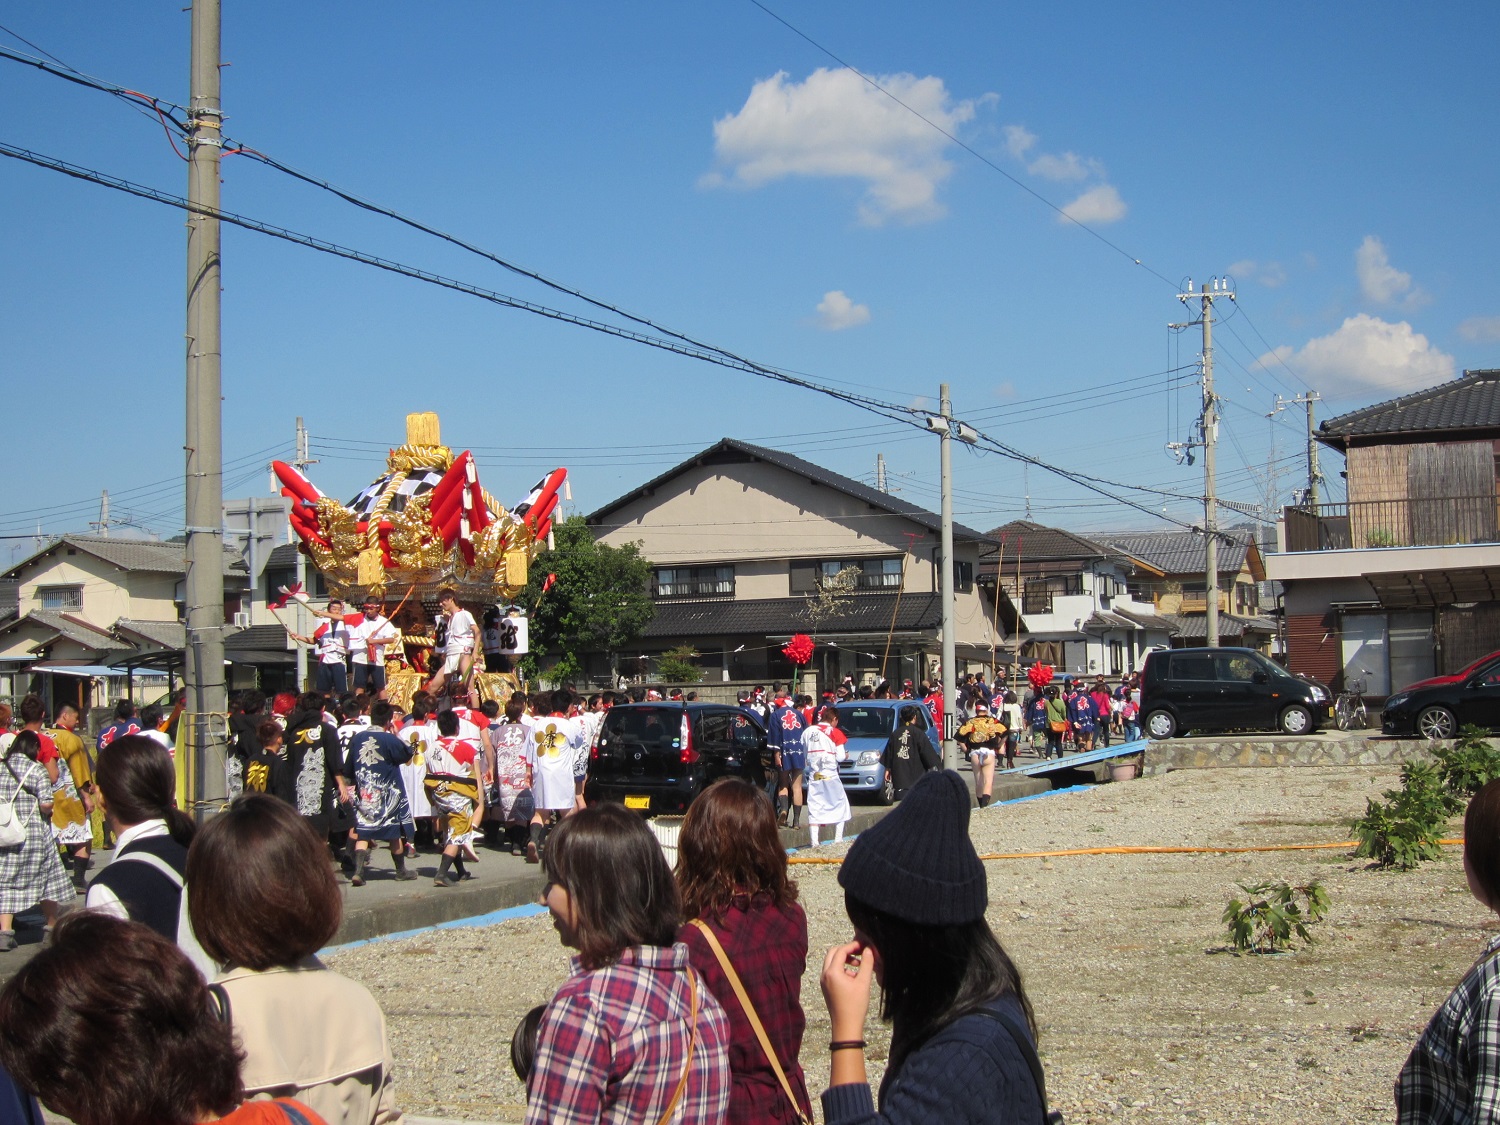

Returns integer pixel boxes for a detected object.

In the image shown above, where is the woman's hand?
[821,940,874,1041]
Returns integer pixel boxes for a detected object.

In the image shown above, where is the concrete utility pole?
[91,491,110,537]
[1272,391,1323,511]
[876,452,887,494]
[1177,279,1234,648]
[184,0,227,814]
[292,416,316,690]
[937,385,958,767]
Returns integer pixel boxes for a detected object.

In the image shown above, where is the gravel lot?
[329,765,1490,1123]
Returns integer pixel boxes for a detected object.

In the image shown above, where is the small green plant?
[654,644,703,684]
[1430,725,1500,802]
[1349,760,1451,869]
[1364,528,1399,547]
[1222,880,1330,953]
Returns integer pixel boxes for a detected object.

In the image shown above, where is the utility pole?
[1176,279,1234,648]
[926,385,978,768]
[1271,392,1323,510]
[91,491,110,537]
[184,0,226,815]
[875,452,887,494]
[292,416,316,690]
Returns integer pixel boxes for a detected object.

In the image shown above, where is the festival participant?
[397,697,437,849]
[0,731,71,951]
[801,707,850,847]
[0,912,329,1125]
[767,690,806,828]
[818,770,1047,1125]
[336,693,371,752]
[527,802,731,1125]
[676,779,813,1125]
[956,700,1006,808]
[486,695,534,855]
[289,598,353,696]
[881,705,940,802]
[425,588,477,696]
[350,596,398,694]
[229,690,267,794]
[95,699,142,751]
[46,703,95,889]
[526,691,579,864]
[425,709,483,887]
[999,690,1024,769]
[138,703,175,755]
[343,701,418,885]
[281,695,351,844]
[1398,778,1500,1121]
[1043,687,1068,760]
[188,795,400,1124]
[1067,681,1096,752]
[243,722,296,806]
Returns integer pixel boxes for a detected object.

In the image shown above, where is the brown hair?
[1467,779,1500,905]
[257,720,283,748]
[677,778,798,922]
[543,802,680,970]
[0,912,242,1125]
[95,735,195,848]
[187,794,342,969]
[17,695,44,725]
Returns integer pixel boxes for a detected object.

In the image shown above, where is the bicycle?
[1334,674,1369,731]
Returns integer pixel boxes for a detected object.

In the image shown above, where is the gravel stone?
[329,766,1487,1123]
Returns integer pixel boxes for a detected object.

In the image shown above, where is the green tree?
[519,515,654,683]
[655,645,703,684]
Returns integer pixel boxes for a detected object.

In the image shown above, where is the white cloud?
[1459,315,1500,343]
[707,68,985,225]
[1059,184,1127,225]
[1256,314,1455,396]
[1355,235,1427,308]
[1226,258,1287,288]
[1002,124,1036,160]
[814,290,870,331]
[1026,151,1093,182]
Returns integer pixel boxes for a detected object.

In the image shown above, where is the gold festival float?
[272,412,566,709]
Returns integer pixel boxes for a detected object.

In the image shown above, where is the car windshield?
[602,707,679,746]
[835,706,895,737]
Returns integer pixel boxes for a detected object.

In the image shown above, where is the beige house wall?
[16,556,132,627]
[125,573,182,621]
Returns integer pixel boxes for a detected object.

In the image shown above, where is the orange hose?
[786,839,1465,865]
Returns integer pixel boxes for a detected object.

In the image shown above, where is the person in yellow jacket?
[47,703,95,890]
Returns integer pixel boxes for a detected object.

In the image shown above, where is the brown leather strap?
[689,919,812,1125]
[656,966,699,1125]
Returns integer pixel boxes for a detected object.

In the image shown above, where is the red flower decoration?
[782,633,814,666]
[1027,663,1054,690]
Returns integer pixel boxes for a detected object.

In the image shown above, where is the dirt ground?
[329,764,1487,1123]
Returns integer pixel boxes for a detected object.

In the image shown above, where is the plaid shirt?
[1397,933,1500,1123]
[526,943,731,1125]
[680,900,813,1125]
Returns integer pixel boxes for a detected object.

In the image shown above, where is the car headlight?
[1308,686,1327,702]
[1385,693,1409,710]
[857,751,882,766]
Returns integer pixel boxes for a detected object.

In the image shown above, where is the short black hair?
[370,701,394,728]
[436,709,460,737]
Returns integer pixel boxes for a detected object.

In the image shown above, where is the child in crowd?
[243,721,294,806]
[802,707,851,847]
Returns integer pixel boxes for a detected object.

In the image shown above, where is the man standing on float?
[426,587,477,697]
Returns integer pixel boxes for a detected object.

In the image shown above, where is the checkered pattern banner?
[346,469,446,518]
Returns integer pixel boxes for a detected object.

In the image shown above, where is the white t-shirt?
[446,609,477,655]
[350,615,398,666]
[312,620,351,663]
[530,714,582,809]
[143,728,175,758]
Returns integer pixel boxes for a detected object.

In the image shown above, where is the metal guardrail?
[1284,496,1500,551]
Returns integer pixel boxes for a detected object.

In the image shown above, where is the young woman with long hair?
[528,802,731,1124]
[676,778,813,1124]
[818,769,1049,1124]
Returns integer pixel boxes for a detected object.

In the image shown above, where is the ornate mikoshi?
[271,413,565,705]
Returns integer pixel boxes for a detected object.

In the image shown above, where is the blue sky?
[3,2,1497,560]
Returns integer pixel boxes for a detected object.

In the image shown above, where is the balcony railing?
[1283,496,1500,552]
[1155,590,1231,615]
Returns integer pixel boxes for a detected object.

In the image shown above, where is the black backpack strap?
[207,983,232,1026]
[973,1003,1064,1124]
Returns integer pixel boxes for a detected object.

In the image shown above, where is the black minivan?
[585,702,772,815]
[1140,647,1333,739]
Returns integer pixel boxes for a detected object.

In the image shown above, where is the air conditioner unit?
[232,611,251,628]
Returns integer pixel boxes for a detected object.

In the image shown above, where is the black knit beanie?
[838,768,987,925]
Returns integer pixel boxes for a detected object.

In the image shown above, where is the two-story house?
[1268,368,1500,697]
[1097,528,1275,651]
[982,521,1178,677]
[586,439,1012,692]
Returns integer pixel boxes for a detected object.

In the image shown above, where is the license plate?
[624,795,650,810]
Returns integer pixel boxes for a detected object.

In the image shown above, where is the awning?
[26,663,123,678]
[1364,567,1500,609]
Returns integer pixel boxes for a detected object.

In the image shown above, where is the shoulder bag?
[688,919,813,1125]
[656,966,700,1125]
[0,759,29,848]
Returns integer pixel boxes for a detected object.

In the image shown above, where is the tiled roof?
[224,624,292,651]
[983,520,1121,562]
[1167,614,1277,640]
[588,439,995,545]
[267,543,301,568]
[0,610,132,653]
[113,619,185,650]
[1112,607,1181,633]
[642,593,941,639]
[1080,610,1136,631]
[1318,369,1500,446]
[0,535,248,581]
[1098,529,1255,577]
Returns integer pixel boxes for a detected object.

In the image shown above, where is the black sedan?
[1382,659,1500,739]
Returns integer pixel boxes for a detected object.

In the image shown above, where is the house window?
[953,560,973,594]
[38,585,83,611]
[806,558,903,591]
[1235,581,1258,615]
[1022,574,1083,615]
[655,566,734,598]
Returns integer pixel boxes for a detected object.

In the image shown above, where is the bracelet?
[829,1040,867,1052]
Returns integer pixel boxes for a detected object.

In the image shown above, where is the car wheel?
[1279,704,1313,735]
[876,769,895,806]
[1417,705,1457,741]
[1144,710,1177,739]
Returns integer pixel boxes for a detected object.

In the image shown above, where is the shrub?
[1223,880,1330,953]
[1349,761,1450,869]
[654,645,703,684]
[1430,725,1500,803]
